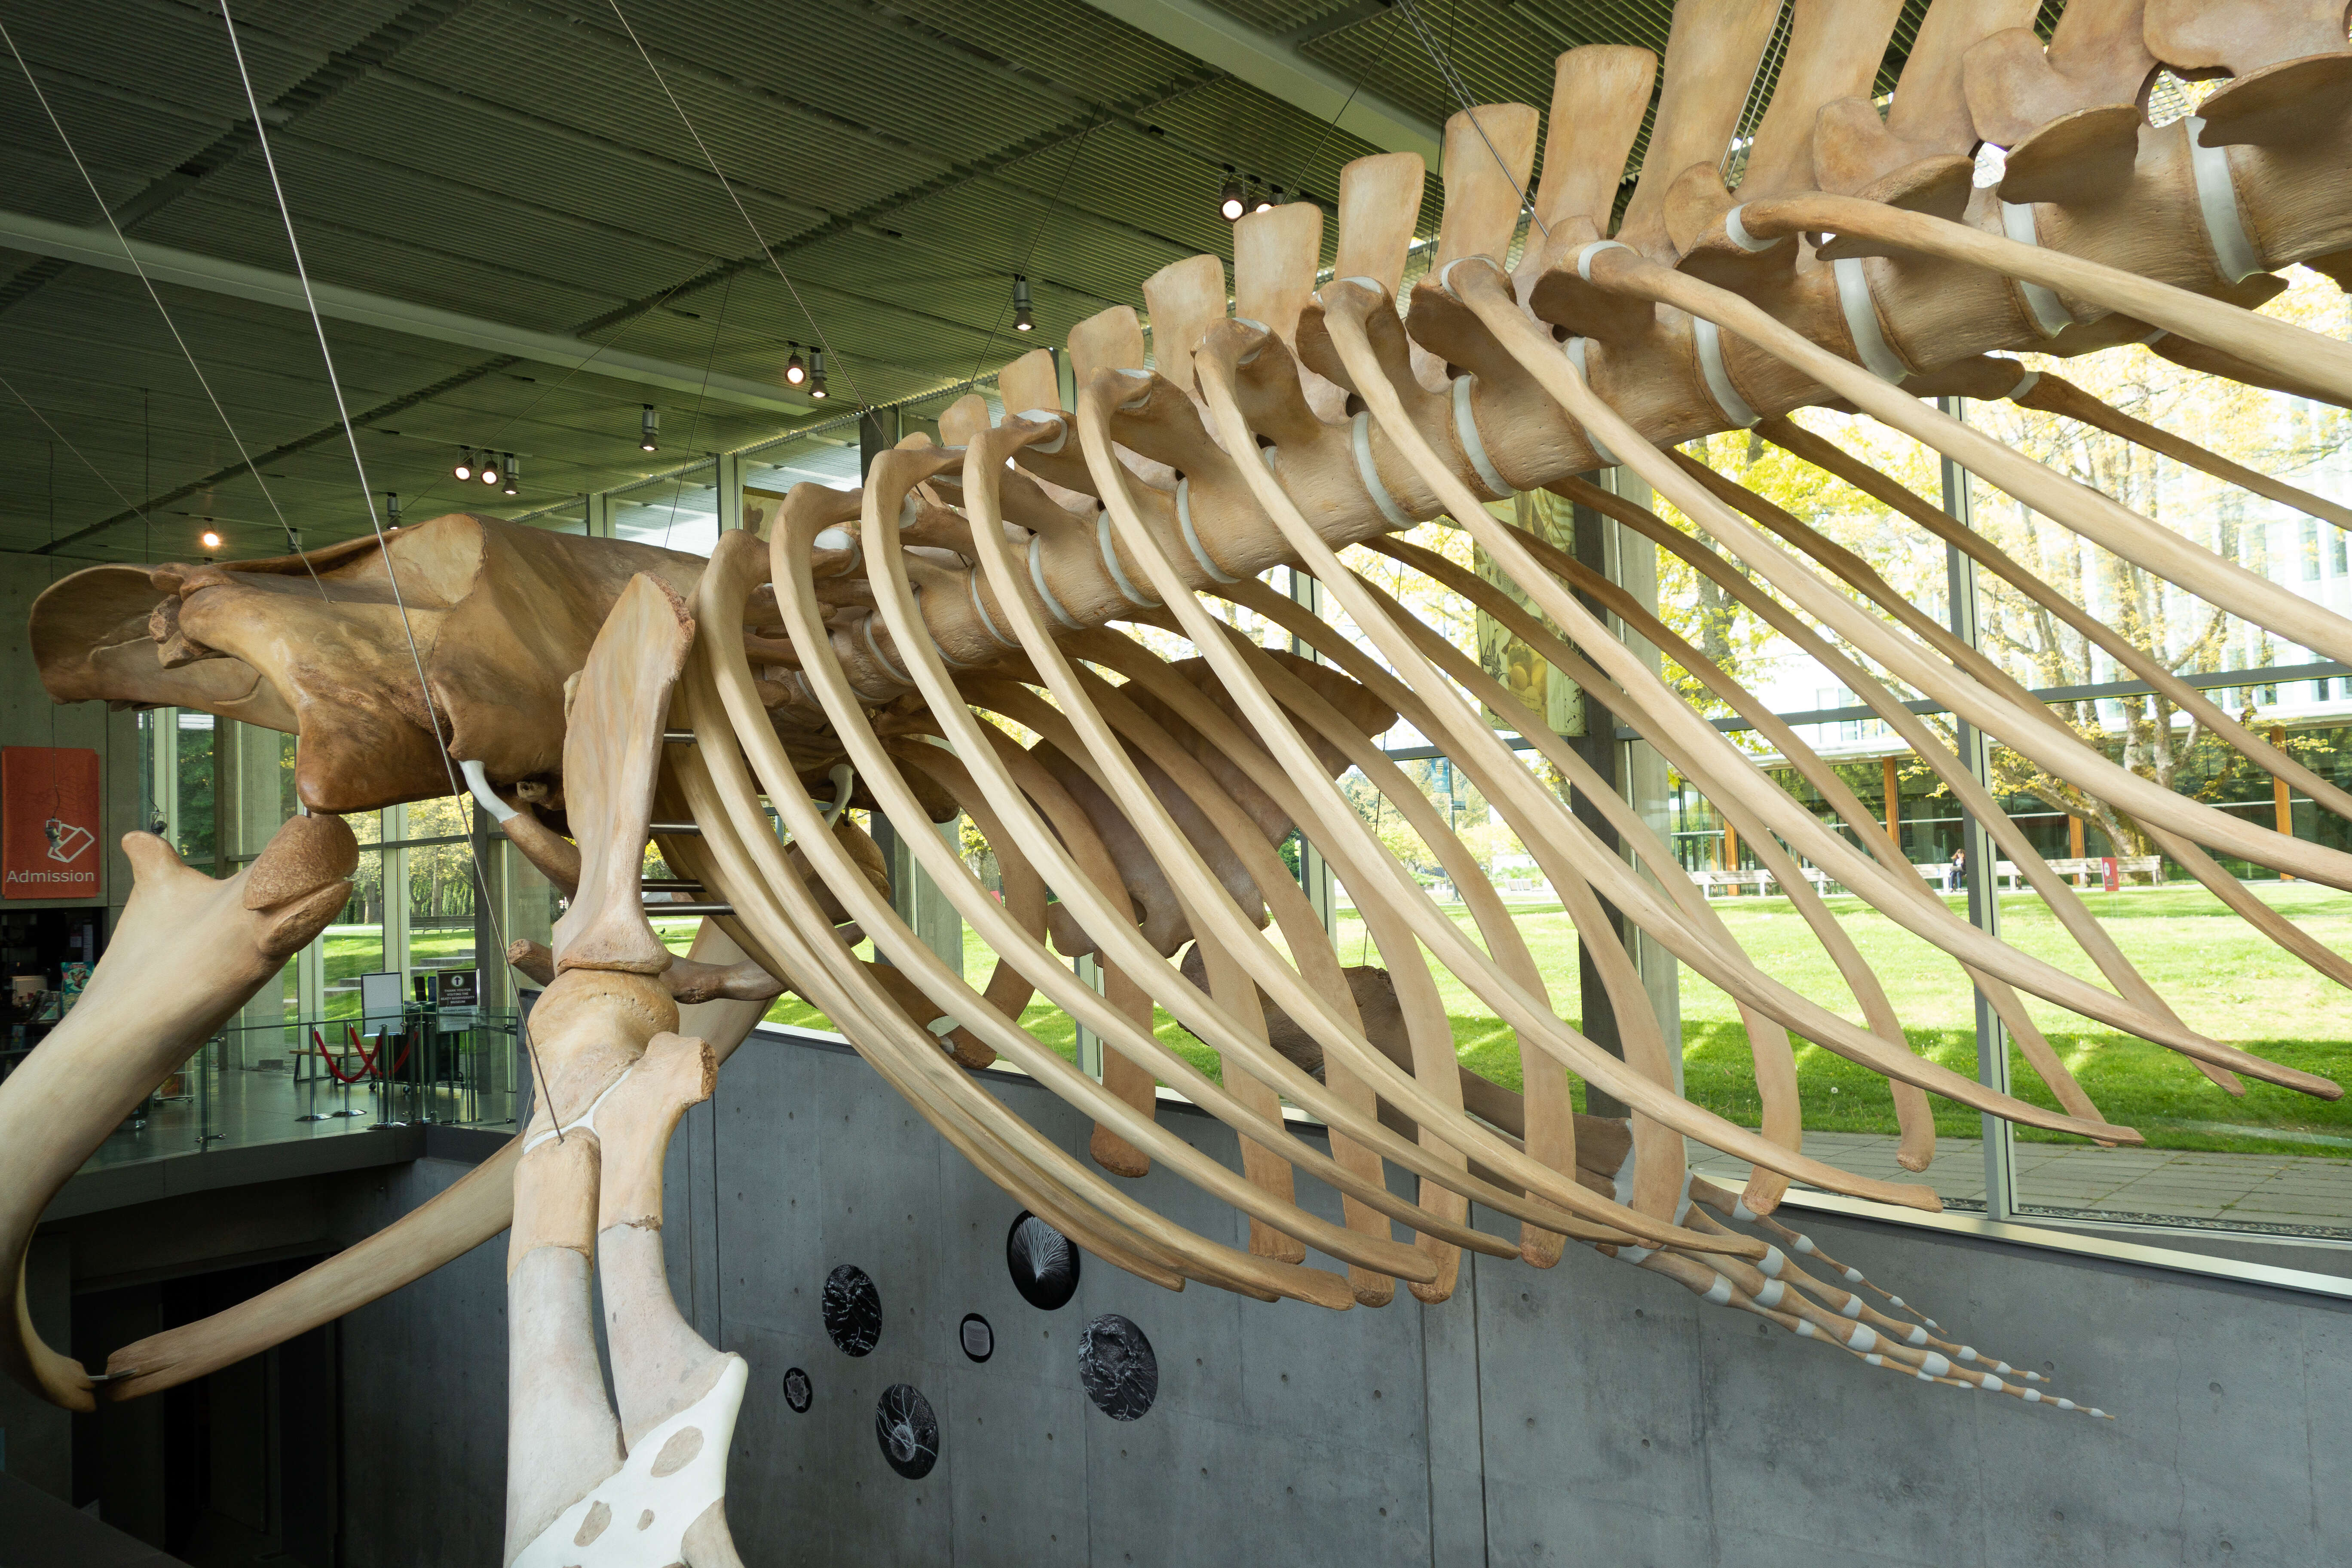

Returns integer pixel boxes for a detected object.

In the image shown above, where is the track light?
[199,528,222,551]
[386,492,401,528]
[808,349,828,399]
[478,453,499,487]
[501,454,518,497]
[453,447,473,481]
[1219,166,1244,222]
[1254,184,1280,214]
[1013,274,1034,333]
[640,404,659,452]
[785,343,807,386]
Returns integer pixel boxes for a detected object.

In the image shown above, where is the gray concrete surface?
[321,1031,2352,1568]
[0,1469,189,1567]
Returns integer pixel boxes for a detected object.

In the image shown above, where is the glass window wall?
[610,460,722,556]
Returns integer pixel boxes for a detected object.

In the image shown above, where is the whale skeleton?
[17,1,2352,1553]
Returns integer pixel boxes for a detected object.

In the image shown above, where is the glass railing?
[42,1007,524,1176]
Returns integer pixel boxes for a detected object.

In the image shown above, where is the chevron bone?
[12,10,2352,1517]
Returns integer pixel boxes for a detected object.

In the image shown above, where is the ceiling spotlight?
[1013,274,1035,333]
[502,453,518,497]
[478,453,499,486]
[1219,166,1244,222]
[199,528,222,551]
[1254,184,1280,214]
[784,343,808,386]
[808,349,828,399]
[386,492,401,528]
[640,404,659,452]
[453,447,473,481]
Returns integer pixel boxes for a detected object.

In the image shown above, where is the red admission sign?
[3,747,101,900]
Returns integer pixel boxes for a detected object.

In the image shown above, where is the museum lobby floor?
[72,1064,513,1176]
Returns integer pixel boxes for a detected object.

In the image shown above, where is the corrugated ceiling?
[0,0,1950,562]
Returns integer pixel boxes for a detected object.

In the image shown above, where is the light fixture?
[453,447,473,481]
[808,349,828,399]
[1013,274,1034,333]
[784,343,807,386]
[640,404,659,452]
[1254,184,1280,214]
[199,528,222,551]
[478,453,499,487]
[386,492,401,528]
[501,453,518,497]
[1219,166,1244,222]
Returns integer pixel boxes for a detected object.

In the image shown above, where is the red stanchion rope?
[315,1023,413,1083]
[321,1023,375,1084]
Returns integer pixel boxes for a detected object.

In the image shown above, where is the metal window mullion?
[383,802,412,984]
[1286,566,1339,944]
[1072,952,1105,1081]
[716,450,745,533]
[150,706,179,850]
[1942,397,2012,1222]
[1608,468,1683,1087]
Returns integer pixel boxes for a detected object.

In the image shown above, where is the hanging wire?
[603,0,866,410]
[1,373,161,554]
[1,16,329,599]
[960,110,1101,398]
[374,272,714,534]
[665,271,734,551]
[1388,0,1549,245]
[1291,12,1405,200]
[216,0,562,1138]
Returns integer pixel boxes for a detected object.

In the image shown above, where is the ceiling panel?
[0,0,1892,564]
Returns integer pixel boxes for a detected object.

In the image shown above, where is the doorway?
[72,1255,339,1565]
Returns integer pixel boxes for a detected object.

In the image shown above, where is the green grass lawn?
[317,928,482,1021]
[690,884,2352,1158]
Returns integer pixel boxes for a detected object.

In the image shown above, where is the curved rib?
[1315,279,2194,1123]
[1352,541,1941,1175]
[1444,254,2352,1060]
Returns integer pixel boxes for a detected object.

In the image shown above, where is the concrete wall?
[334,1034,2351,1567]
[0,548,144,922]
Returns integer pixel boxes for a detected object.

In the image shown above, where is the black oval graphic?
[782,1366,812,1413]
[1006,1211,1080,1310]
[1078,1313,1158,1421]
[959,1312,994,1363]
[823,1264,882,1357]
[875,1384,940,1479]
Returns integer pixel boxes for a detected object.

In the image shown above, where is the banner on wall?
[3,747,101,901]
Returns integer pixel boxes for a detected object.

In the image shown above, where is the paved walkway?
[1687,1130,2352,1233]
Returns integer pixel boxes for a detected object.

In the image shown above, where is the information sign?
[359,970,405,1035]
[2,748,100,901]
